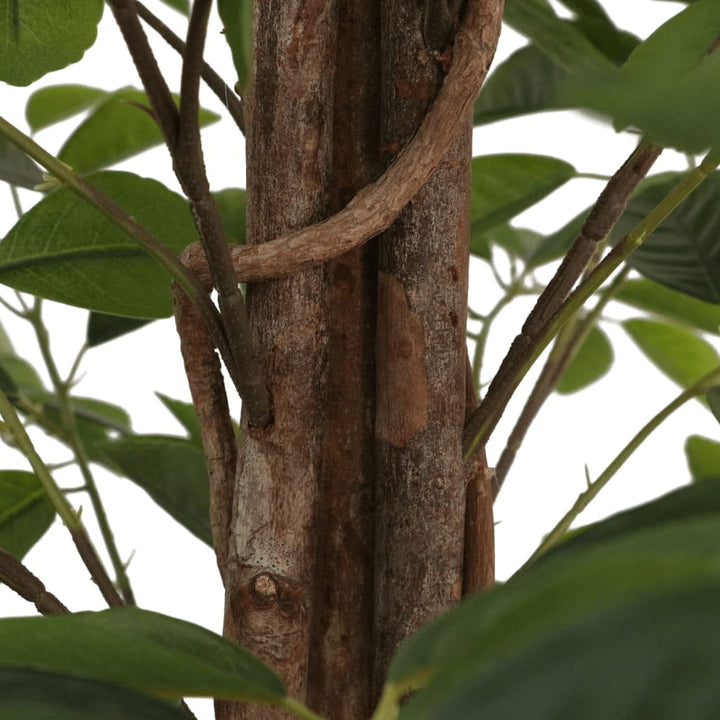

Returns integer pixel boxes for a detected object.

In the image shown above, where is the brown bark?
[218,3,337,718]
[306,1,381,717]
[372,0,475,693]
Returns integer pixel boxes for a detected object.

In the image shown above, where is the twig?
[462,140,663,458]
[135,1,245,132]
[522,364,720,568]
[0,388,124,607]
[26,299,135,604]
[0,549,69,615]
[494,265,629,497]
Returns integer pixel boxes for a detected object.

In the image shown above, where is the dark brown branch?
[70,528,125,608]
[0,549,69,615]
[106,0,179,147]
[135,1,245,132]
[462,140,662,457]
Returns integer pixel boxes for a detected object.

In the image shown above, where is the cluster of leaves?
[0,0,719,719]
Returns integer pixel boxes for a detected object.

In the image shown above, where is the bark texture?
[219,3,336,718]
[372,0,473,692]
[306,1,381,717]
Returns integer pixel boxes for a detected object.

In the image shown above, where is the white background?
[1,2,717,717]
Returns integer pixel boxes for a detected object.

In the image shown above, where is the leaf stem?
[26,299,135,604]
[523,364,720,568]
[278,697,327,720]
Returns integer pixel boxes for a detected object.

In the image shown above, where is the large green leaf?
[615,278,720,336]
[0,135,43,190]
[0,608,285,703]
[389,515,720,719]
[25,85,108,133]
[502,0,615,73]
[419,584,720,720]
[610,173,720,304]
[0,1,103,86]
[623,318,720,394]
[473,45,569,125]
[686,435,720,482]
[0,471,55,559]
[98,435,211,545]
[59,89,220,174]
[217,0,253,91]
[0,668,189,720]
[567,0,720,153]
[156,394,203,447]
[0,172,197,318]
[470,154,576,234]
[86,313,150,348]
[556,324,613,394]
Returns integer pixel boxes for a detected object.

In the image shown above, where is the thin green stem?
[523,365,720,568]
[278,697,327,720]
[9,183,22,216]
[26,300,135,604]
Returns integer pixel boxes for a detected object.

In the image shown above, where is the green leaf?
[610,172,720,304]
[217,0,253,91]
[390,516,720,719]
[0,171,197,318]
[556,324,613,394]
[0,0,103,86]
[25,85,108,133]
[0,471,55,559]
[542,477,720,561]
[470,154,576,234]
[157,0,189,13]
[473,45,570,125]
[567,0,720,153]
[502,0,615,73]
[686,435,720,482]
[0,135,43,190]
[526,209,586,268]
[623,318,720,395]
[0,607,286,703]
[419,584,720,720]
[0,668,190,720]
[86,312,151,347]
[615,278,720,336]
[59,89,220,174]
[98,436,211,545]
[476,224,542,262]
[0,355,45,399]
[156,394,202,446]
[708,386,720,423]
[213,188,247,244]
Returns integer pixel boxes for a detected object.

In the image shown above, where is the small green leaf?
[25,85,108,133]
[0,355,45,399]
[419,584,720,720]
[156,394,202,447]
[567,0,720,153]
[474,45,569,126]
[0,471,55,559]
[157,0,189,13]
[86,312,151,347]
[59,89,220,174]
[0,172,197,318]
[390,515,720,719]
[98,435,211,545]
[477,224,543,262]
[686,435,720,482]
[470,154,576,234]
[623,318,720,395]
[526,208,585,268]
[615,279,720,336]
[0,668,190,720]
[217,0,253,91]
[0,0,103,86]
[556,324,613,394]
[610,173,720,304]
[213,188,247,244]
[0,135,43,190]
[708,386,720,424]
[0,607,286,702]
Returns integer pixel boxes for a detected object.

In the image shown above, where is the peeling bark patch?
[376,272,429,446]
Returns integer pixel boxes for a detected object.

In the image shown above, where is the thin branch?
[462,140,663,458]
[106,0,180,147]
[0,549,69,615]
[0,388,124,607]
[494,265,629,497]
[522,364,720,568]
[135,0,245,132]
